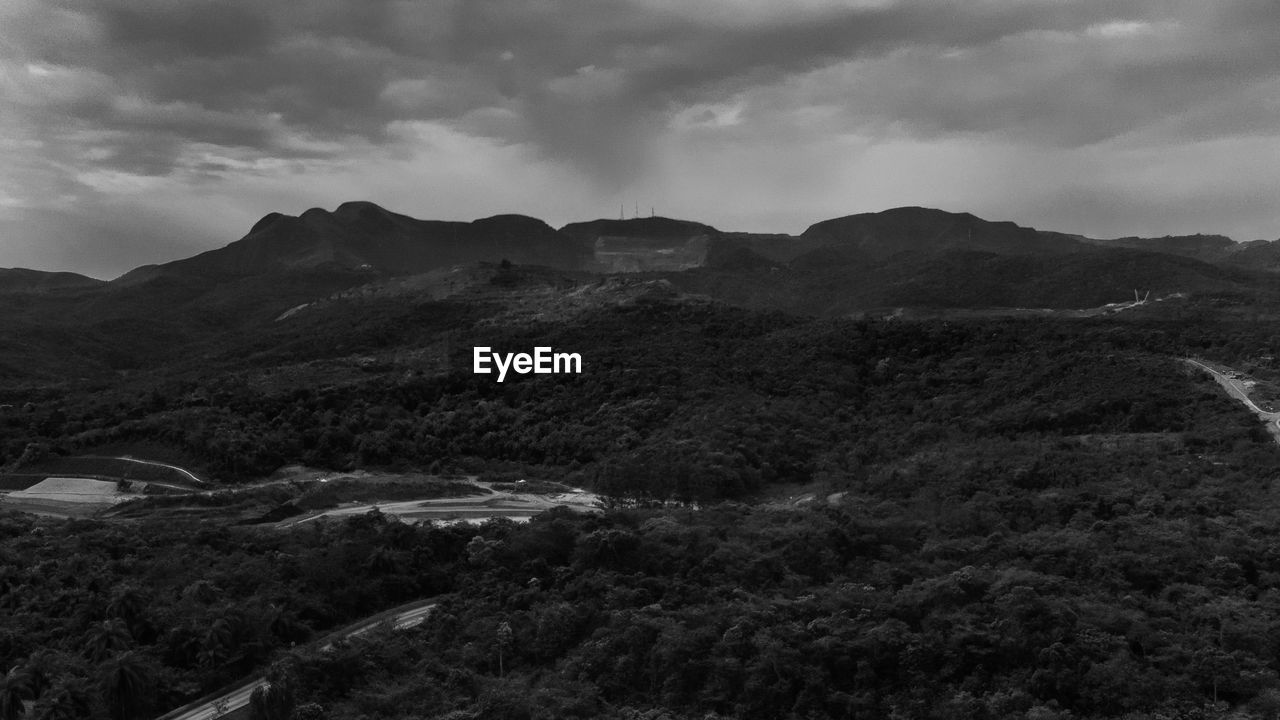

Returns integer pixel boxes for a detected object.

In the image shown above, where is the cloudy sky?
[2,0,1278,278]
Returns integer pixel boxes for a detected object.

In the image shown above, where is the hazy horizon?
[3,0,1279,278]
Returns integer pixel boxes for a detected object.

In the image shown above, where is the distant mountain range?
[1,201,1278,382]
[5,201,1276,287]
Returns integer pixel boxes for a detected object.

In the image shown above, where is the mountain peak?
[560,216,720,239]
[801,206,1083,259]
[247,212,288,235]
[471,214,559,235]
[333,200,395,221]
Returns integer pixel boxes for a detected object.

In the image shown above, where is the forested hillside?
[6,292,1280,718]
[5,421,1280,717]
[2,300,1267,491]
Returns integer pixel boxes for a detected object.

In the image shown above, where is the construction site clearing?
[0,477,137,517]
[0,463,603,526]
[281,484,602,527]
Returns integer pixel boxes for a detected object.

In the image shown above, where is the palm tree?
[197,622,233,671]
[106,586,143,627]
[84,619,133,662]
[0,666,32,720]
[99,650,152,720]
[108,586,154,643]
[13,653,54,707]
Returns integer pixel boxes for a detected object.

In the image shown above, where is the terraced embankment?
[0,477,133,517]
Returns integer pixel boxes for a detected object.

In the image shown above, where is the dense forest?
[3,299,1274,493]
[5,437,1280,717]
[5,295,1280,717]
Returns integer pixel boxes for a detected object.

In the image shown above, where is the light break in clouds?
[1,0,1279,278]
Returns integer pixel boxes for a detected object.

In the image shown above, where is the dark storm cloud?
[14,0,1238,181]
[94,1,278,59]
[9,0,1277,183]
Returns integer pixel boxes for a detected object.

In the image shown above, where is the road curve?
[114,456,206,486]
[155,599,436,720]
[1185,358,1280,443]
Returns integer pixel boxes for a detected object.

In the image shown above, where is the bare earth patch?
[1,477,133,517]
[283,481,601,527]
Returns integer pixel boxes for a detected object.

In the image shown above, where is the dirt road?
[282,484,600,527]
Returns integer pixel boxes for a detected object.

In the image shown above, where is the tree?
[249,661,297,720]
[181,579,222,605]
[199,610,245,672]
[84,619,133,662]
[30,678,91,720]
[108,585,149,640]
[0,666,31,720]
[99,650,153,720]
[290,702,325,720]
[496,621,514,678]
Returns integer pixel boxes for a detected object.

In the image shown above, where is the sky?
[2,0,1279,279]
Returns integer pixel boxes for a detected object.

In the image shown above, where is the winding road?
[113,456,207,486]
[155,599,436,720]
[1185,358,1280,444]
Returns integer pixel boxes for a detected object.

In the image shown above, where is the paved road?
[163,679,267,720]
[322,603,435,649]
[156,600,435,720]
[1185,358,1280,443]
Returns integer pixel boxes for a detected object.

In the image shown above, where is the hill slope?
[0,268,104,293]
[800,206,1087,260]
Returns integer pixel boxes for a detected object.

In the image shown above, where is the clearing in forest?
[0,477,133,517]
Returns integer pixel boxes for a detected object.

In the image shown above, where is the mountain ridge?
[112,201,591,284]
[16,201,1277,284]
